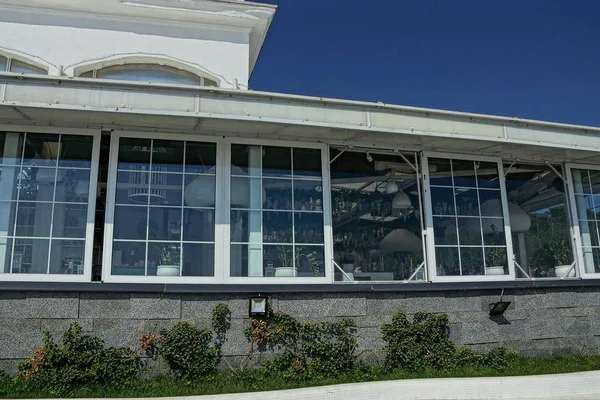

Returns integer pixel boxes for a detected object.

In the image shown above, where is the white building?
[1,0,600,367]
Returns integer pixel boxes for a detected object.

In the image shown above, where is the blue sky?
[250,0,600,127]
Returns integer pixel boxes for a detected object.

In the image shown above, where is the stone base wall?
[1,287,600,374]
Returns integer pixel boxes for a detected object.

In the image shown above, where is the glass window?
[427,157,509,277]
[0,56,7,72]
[505,163,573,278]
[85,64,217,87]
[110,137,216,277]
[330,150,425,282]
[571,168,600,274]
[0,132,94,276]
[9,60,46,75]
[230,144,325,278]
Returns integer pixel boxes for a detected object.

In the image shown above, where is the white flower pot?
[555,265,575,278]
[157,265,180,276]
[274,267,296,277]
[486,266,505,275]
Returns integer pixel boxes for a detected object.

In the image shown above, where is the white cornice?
[0,0,277,73]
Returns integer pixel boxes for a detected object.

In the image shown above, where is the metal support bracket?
[333,259,354,282]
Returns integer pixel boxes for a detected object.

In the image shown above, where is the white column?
[247,146,262,276]
[0,133,19,273]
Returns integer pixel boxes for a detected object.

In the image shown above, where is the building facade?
[2,0,600,372]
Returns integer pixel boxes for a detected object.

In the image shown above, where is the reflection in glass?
[184,175,215,208]
[263,179,292,210]
[331,150,424,281]
[454,188,479,216]
[0,202,16,237]
[22,133,59,167]
[0,238,12,273]
[49,240,85,274]
[430,187,455,215]
[436,246,459,276]
[149,207,182,241]
[461,247,484,275]
[182,243,214,276]
[150,172,182,206]
[112,241,146,275]
[293,148,322,177]
[114,206,148,240]
[484,247,507,274]
[13,238,50,274]
[230,243,262,277]
[53,203,87,238]
[506,163,572,277]
[116,170,149,205]
[296,246,325,277]
[231,144,261,177]
[294,180,323,211]
[0,132,24,166]
[294,213,324,244]
[451,159,477,187]
[434,217,457,246]
[59,135,93,168]
[183,208,214,242]
[151,140,184,172]
[263,211,292,243]
[185,142,216,174]
[230,210,261,243]
[15,202,51,237]
[458,218,482,246]
[263,146,291,177]
[118,138,151,170]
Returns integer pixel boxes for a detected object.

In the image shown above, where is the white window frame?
[422,152,516,282]
[0,125,101,283]
[102,131,224,284]
[564,163,600,279]
[222,138,333,284]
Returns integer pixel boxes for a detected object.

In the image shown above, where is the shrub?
[382,312,456,371]
[245,307,358,380]
[157,304,231,383]
[480,347,519,371]
[17,323,138,395]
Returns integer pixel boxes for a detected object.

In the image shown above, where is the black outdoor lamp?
[489,289,511,316]
[249,294,268,318]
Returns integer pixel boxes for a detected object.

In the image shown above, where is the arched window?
[80,64,218,87]
[0,55,47,74]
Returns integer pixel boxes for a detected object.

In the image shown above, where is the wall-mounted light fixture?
[249,295,268,318]
[489,289,511,316]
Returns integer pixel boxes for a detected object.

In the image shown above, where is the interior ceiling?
[2,105,600,165]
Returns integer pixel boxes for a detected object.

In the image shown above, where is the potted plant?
[485,247,506,275]
[156,245,181,276]
[551,236,574,277]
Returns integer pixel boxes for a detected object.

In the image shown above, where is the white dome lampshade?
[184,175,216,207]
[385,180,399,194]
[391,190,411,209]
[379,229,422,253]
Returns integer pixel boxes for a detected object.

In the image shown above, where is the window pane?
[118,138,151,170]
[15,202,51,237]
[23,133,59,167]
[58,169,91,203]
[460,247,484,275]
[52,203,87,239]
[294,180,323,211]
[428,158,453,186]
[430,187,456,215]
[484,247,508,274]
[571,169,592,194]
[477,162,500,189]
[230,210,261,243]
[9,60,46,74]
[152,140,184,173]
[0,56,6,72]
[293,148,322,177]
[230,177,260,209]
[455,188,479,216]
[112,241,146,275]
[458,218,482,245]
[263,211,292,243]
[114,206,148,240]
[95,64,201,85]
[295,246,325,277]
[183,175,215,208]
[478,190,503,217]
[49,240,85,274]
[13,238,49,274]
[0,166,20,202]
[574,194,600,220]
[434,217,458,245]
[231,145,261,177]
[150,172,182,206]
[182,208,214,242]
[17,167,55,202]
[0,238,12,273]
[435,246,460,276]
[263,179,292,210]
[182,243,214,276]
[185,142,216,174]
[263,146,291,177]
[0,202,16,237]
[482,222,506,245]
[452,159,477,187]
[0,132,24,166]
[148,243,181,276]
[294,213,324,244]
[149,207,182,241]
[116,170,149,205]
[230,243,263,277]
[59,135,93,168]
[264,245,294,276]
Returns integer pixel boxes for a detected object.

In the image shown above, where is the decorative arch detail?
[0,47,52,74]
[69,53,220,86]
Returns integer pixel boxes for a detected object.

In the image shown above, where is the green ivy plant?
[17,323,139,395]
[156,304,231,383]
[244,306,357,380]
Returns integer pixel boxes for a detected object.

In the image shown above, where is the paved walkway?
[119,370,600,400]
